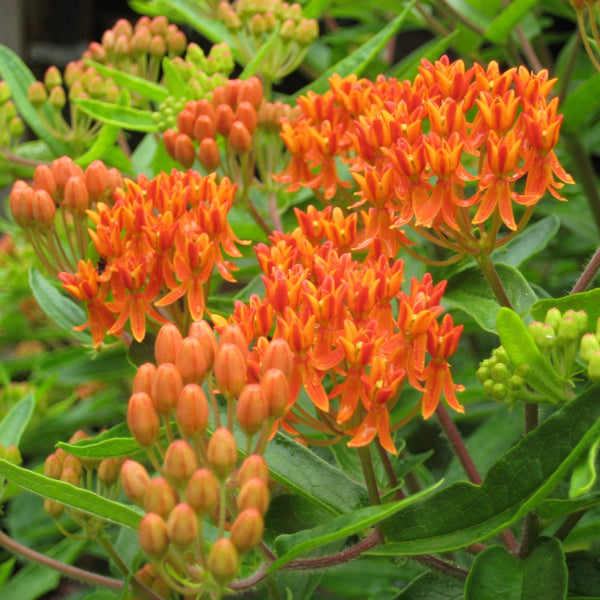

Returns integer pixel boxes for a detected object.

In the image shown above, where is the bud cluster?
[43,430,124,523]
[9,157,123,277]
[0,81,25,151]
[121,320,294,594]
[217,0,319,81]
[84,16,188,89]
[478,308,591,405]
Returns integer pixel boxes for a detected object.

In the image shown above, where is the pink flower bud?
[85,160,110,203]
[229,121,252,154]
[63,175,90,214]
[31,189,56,229]
[44,453,62,479]
[261,338,294,378]
[33,164,57,197]
[139,513,170,561]
[97,458,120,486]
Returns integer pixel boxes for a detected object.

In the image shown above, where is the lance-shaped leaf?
[0,393,35,448]
[569,435,600,498]
[0,460,141,529]
[57,422,140,459]
[497,307,570,402]
[74,98,158,132]
[268,481,442,573]
[379,383,600,554]
[484,0,539,43]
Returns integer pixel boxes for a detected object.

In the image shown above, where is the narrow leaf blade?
[0,393,35,448]
[74,98,158,132]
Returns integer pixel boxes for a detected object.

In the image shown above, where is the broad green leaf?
[393,571,464,599]
[484,0,540,43]
[291,1,416,100]
[381,383,600,553]
[567,551,600,597]
[162,56,189,98]
[29,267,92,345]
[57,422,139,459]
[0,392,35,448]
[84,60,169,102]
[268,481,442,572]
[535,494,600,520]
[531,289,600,327]
[444,264,538,333]
[0,538,86,600]
[389,31,459,81]
[240,25,280,79]
[265,431,368,515]
[569,435,600,498]
[303,0,331,19]
[0,44,72,157]
[74,98,158,132]
[497,307,570,402]
[0,460,142,529]
[465,538,567,600]
[561,73,600,134]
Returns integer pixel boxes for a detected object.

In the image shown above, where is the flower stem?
[571,242,600,294]
[356,444,381,506]
[475,252,514,309]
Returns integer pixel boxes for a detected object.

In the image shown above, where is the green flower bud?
[492,382,507,402]
[9,116,24,139]
[507,375,524,391]
[27,82,47,109]
[483,379,495,398]
[544,307,562,331]
[0,81,11,105]
[588,350,600,383]
[514,363,530,378]
[558,316,580,342]
[44,66,63,89]
[48,86,66,110]
[492,346,510,364]
[476,365,489,383]
[580,333,600,362]
[490,362,509,382]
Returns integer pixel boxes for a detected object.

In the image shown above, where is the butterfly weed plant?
[1,1,600,598]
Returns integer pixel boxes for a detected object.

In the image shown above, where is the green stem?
[475,252,514,309]
[356,445,381,507]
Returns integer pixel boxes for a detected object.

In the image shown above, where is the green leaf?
[29,267,92,345]
[465,538,567,600]
[0,538,86,600]
[389,31,459,81]
[84,60,168,102]
[531,289,600,327]
[74,98,158,132]
[444,264,538,333]
[380,383,600,554]
[0,558,15,589]
[240,25,280,79]
[0,460,142,529]
[561,73,600,134]
[0,44,72,157]
[497,307,570,402]
[567,551,600,597]
[303,0,331,19]
[162,56,189,98]
[57,422,139,459]
[570,435,600,498]
[535,494,600,520]
[393,571,464,599]
[291,1,416,100]
[0,392,35,448]
[268,481,442,573]
[484,0,540,43]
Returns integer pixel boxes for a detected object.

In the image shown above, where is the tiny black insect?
[96,257,107,275]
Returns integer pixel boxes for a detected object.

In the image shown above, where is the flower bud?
[236,384,268,436]
[150,16,169,37]
[237,455,269,487]
[507,375,524,391]
[144,477,178,517]
[133,362,157,395]
[149,35,167,57]
[214,103,235,136]
[44,453,63,479]
[166,502,198,550]
[139,513,170,561]
[189,320,217,364]
[280,18,296,41]
[9,182,34,227]
[193,114,217,142]
[63,176,90,214]
[249,14,267,36]
[476,365,489,383]
[155,323,184,365]
[238,76,263,108]
[164,440,198,488]
[63,453,84,477]
[235,101,258,133]
[589,350,600,382]
[492,382,507,402]
[48,86,66,111]
[27,81,47,108]
[236,477,270,515]
[229,121,252,154]
[186,468,219,514]
[131,28,151,53]
[167,30,187,56]
[514,363,530,378]
[51,156,84,189]
[97,458,120,486]
[580,333,600,363]
[490,362,508,382]
[261,338,294,378]
[177,109,196,137]
[295,18,319,45]
[231,508,264,553]
[219,323,248,356]
[492,346,510,364]
[558,315,580,343]
[33,164,57,197]
[544,307,562,331]
[176,383,210,436]
[85,160,111,203]
[207,427,238,479]
[163,129,178,158]
[176,336,211,384]
[121,460,151,506]
[60,466,81,487]
[152,363,183,416]
[31,189,56,229]
[198,137,221,171]
[0,81,11,105]
[208,538,239,584]
[9,116,24,139]
[44,498,64,519]
[214,343,247,398]
[127,391,160,446]
[174,133,196,169]
[260,368,289,418]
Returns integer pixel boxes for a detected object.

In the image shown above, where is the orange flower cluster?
[227,204,464,453]
[59,169,246,346]
[277,57,573,256]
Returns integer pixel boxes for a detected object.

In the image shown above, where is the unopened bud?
[133,362,157,395]
[261,338,294,378]
[491,382,507,402]
[580,333,600,362]
[544,307,562,331]
[198,137,221,170]
[9,182,34,227]
[280,18,296,41]
[166,502,198,549]
[177,109,196,138]
[235,101,258,133]
[231,508,264,553]
[27,82,47,108]
[63,176,90,214]
[214,343,247,397]
[589,350,600,382]
[150,16,169,37]
[97,458,120,486]
[0,81,11,105]
[167,30,187,56]
[207,427,238,479]
[214,103,235,136]
[144,477,178,517]
[163,129,177,158]
[85,160,110,203]
[176,383,210,436]
[174,133,196,169]
[48,86,66,110]
[237,384,268,436]
[63,453,83,477]
[193,114,217,142]
[249,14,267,36]
[208,538,239,584]
[60,466,81,487]
[237,455,269,487]
[149,35,167,57]
[238,77,263,108]
[176,336,211,384]
[32,189,56,228]
[127,391,160,446]
[131,28,151,53]
[139,513,170,561]
[163,440,198,488]
[33,164,57,197]
[507,375,524,391]
[44,498,64,519]
[229,121,252,154]
[155,324,184,365]
[152,362,183,416]
[189,320,217,366]
[237,477,269,515]
[295,18,319,45]
[490,362,508,382]
[6,446,22,466]
[260,368,289,418]
[51,156,84,189]
[186,468,219,514]
[121,460,151,506]
[44,453,63,479]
